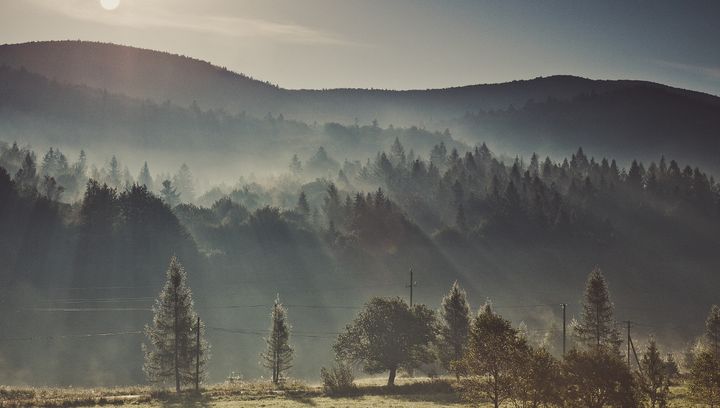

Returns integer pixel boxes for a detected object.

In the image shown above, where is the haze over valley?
[2,2,720,406]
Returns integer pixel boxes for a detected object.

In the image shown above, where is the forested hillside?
[2,41,720,174]
[1,138,719,386]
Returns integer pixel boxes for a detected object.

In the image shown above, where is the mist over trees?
[3,135,720,386]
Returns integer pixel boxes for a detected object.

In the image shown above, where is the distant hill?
[1,40,720,172]
[0,40,698,123]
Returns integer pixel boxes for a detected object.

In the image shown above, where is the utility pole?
[561,303,567,356]
[195,316,201,392]
[406,267,417,307]
[625,320,631,368]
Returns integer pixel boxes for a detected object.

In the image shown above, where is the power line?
[0,330,143,342]
[208,327,337,339]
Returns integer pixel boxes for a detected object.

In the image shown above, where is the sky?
[1,0,719,95]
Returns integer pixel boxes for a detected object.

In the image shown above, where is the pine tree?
[261,295,294,384]
[639,338,670,408]
[690,350,720,407]
[143,256,209,392]
[455,204,468,233]
[160,179,181,207]
[296,191,310,218]
[574,267,621,351]
[289,154,303,175]
[706,305,720,358]
[138,161,154,190]
[14,153,37,190]
[438,281,471,380]
[107,155,121,188]
[73,150,87,178]
[458,303,527,408]
[173,163,195,203]
[389,137,406,167]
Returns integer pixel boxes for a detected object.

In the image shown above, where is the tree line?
[147,253,720,407]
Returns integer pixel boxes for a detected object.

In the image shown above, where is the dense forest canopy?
[1,137,719,386]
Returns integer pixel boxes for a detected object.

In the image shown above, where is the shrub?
[320,361,355,395]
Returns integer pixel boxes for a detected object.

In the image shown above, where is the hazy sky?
[1,0,719,94]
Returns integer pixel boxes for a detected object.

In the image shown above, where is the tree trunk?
[387,367,397,387]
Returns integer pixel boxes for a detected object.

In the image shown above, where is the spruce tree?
[438,281,470,379]
[289,154,303,175]
[706,305,720,358]
[143,256,209,392]
[261,295,294,384]
[173,163,195,203]
[107,155,121,188]
[138,161,154,190]
[639,338,670,408]
[574,267,621,351]
[690,350,720,407]
[160,179,181,207]
[458,303,527,408]
[296,191,310,218]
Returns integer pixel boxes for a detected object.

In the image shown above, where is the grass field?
[0,378,703,407]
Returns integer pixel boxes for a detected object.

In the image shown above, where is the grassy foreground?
[0,378,702,407]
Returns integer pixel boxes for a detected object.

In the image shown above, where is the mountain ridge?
[3,40,718,124]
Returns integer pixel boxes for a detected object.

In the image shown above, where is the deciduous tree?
[334,297,436,386]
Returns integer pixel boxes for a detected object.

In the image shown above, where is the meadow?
[0,377,703,408]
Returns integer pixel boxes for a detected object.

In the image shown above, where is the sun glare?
[100,0,120,11]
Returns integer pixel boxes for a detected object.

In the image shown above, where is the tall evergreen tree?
[690,350,720,407]
[138,161,154,190]
[438,281,471,379]
[173,163,195,203]
[289,154,303,175]
[706,305,720,358]
[143,256,209,392]
[14,152,37,191]
[574,267,621,351]
[296,191,310,218]
[107,155,121,188]
[639,338,670,408]
[160,179,181,208]
[261,295,294,384]
[458,303,527,408]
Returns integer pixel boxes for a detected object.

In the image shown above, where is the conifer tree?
[107,155,121,188]
[438,281,470,379]
[458,303,527,408]
[296,191,310,218]
[138,161,154,190]
[143,256,209,392]
[261,295,294,384]
[289,154,303,175]
[574,267,621,351]
[639,338,670,408]
[454,205,468,233]
[160,179,181,207]
[690,350,720,407]
[173,163,195,203]
[706,305,720,358]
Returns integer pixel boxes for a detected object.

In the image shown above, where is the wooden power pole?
[195,316,201,392]
[561,303,567,356]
